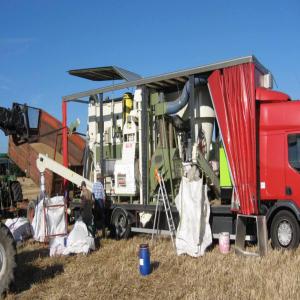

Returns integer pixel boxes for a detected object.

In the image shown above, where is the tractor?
[0,103,40,296]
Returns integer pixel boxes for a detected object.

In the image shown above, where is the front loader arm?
[36,153,93,192]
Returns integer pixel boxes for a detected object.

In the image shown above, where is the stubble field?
[5,235,300,300]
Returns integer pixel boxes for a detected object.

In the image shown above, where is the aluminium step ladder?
[151,169,176,249]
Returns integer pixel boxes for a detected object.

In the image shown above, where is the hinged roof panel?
[68,66,142,82]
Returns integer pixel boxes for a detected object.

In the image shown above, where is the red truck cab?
[259,87,300,248]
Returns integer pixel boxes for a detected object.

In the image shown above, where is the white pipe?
[111,97,114,145]
[198,86,216,160]
[134,87,143,205]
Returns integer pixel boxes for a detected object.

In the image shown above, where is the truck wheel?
[11,181,23,203]
[270,210,300,250]
[110,208,131,240]
[0,224,16,296]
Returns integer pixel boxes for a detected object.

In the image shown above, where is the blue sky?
[0,0,300,152]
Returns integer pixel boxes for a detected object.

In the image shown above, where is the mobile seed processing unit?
[1,55,300,294]
[42,56,300,249]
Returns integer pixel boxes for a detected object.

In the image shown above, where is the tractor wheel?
[0,224,16,296]
[10,181,23,203]
[270,210,300,250]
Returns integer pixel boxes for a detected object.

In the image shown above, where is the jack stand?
[235,214,268,257]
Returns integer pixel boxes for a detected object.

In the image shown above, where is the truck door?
[285,133,300,204]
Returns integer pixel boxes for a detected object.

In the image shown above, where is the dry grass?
[4,235,300,300]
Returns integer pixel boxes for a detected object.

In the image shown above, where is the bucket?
[219,232,230,254]
[139,244,151,276]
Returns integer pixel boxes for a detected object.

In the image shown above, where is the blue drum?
[139,244,151,276]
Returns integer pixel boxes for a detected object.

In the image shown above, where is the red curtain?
[208,63,258,215]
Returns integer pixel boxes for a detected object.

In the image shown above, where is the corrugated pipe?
[165,77,207,115]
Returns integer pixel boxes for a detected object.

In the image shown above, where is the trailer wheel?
[10,181,23,203]
[270,210,300,250]
[110,208,131,240]
[0,224,16,296]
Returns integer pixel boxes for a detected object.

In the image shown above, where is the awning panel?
[68,66,142,82]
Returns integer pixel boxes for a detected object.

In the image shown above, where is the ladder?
[151,169,176,248]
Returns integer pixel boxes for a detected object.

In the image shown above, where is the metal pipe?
[141,86,149,205]
[162,116,175,200]
[53,131,59,161]
[168,122,174,148]
[189,75,195,144]
[159,119,165,148]
[135,87,143,205]
[111,96,115,158]
[62,100,68,190]
[99,93,104,176]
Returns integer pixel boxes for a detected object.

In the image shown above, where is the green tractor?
[0,153,24,216]
[0,103,40,296]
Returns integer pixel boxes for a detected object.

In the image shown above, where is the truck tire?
[270,210,300,250]
[0,224,16,296]
[10,181,23,203]
[110,208,131,240]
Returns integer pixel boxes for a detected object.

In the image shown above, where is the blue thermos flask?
[139,244,151,276]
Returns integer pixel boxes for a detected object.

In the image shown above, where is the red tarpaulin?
[208,63,258,215]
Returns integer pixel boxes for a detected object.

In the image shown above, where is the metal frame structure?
[60,55,270,198]
[62,56,269,101]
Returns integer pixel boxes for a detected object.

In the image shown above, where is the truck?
[0,103,40,295]
[48,55,299,251]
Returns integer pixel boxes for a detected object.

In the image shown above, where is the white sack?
[5,217,33,242]
[31,199,44,242]
[62,220,95,255]
[32,196,66,242]
[46,196,66,237]
[175,176,212,257]
[49,236,66,257]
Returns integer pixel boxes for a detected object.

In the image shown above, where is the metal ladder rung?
[152,171,176,249]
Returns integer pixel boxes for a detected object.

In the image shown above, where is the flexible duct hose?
[165,77,207,115]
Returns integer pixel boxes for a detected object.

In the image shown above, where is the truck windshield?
[288,134,300,172]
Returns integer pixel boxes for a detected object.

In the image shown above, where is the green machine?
[0,153,24,213]
[148,93,183,202]
[149,147,182,200]
[219,147,232,202]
